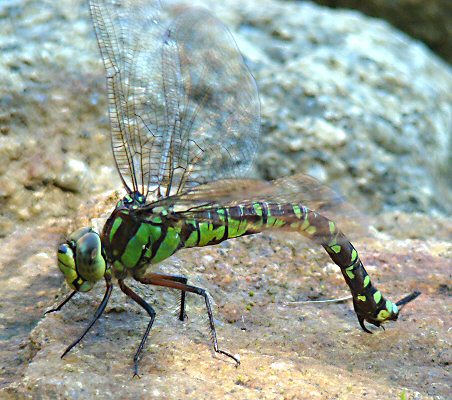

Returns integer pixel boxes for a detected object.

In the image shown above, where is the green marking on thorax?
[357,295,366,302]
[263,204,286,228]
[109,217,123,243]
[306,225,316,235]
[330,244,341,254]
[144,223,163,257]
[121,224,151,267]
[150,216,162,224]
[113,260,125,274]
[150,226,181,264]
[268,217,285,228]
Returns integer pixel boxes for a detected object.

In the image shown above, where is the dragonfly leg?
[136,274,240,366]
[118,279,156,377]
[139,272,187,321]
[45,290,77,315]
[61,279,112,359]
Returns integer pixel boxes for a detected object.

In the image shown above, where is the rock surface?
[1,198,451,399]
[0,0,451,399]
[311,0,452,65]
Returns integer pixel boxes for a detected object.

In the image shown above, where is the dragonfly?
[49,0,420,375]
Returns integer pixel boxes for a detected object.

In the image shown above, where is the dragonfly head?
[57,227,107,292]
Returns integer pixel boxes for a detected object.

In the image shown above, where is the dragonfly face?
[57,227,107,292]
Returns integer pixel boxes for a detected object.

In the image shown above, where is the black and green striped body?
[54,1,414,374]
[102,198,398,327]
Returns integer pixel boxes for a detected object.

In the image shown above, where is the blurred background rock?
[309,0,452,65]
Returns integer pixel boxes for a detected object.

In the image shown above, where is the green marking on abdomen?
[300,217,310,231]
[196,209,226,247]
[351,249,358,263]
[253,203,263,216]
[328,221,336,233]
[198,222,225,246]
[183,221,199,248]
[266,204,283,227]
[267,216,285,228]
[373,291,382,304]
[345,264,355,279]
[292,204,302,219]
[227,217,249,238]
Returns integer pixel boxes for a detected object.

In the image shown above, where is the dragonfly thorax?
[115,191,146,210]
[57,227,107,292]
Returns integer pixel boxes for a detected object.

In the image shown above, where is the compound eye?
[76,232,106,282]
[57,243,77,287]
[69,227,93,243]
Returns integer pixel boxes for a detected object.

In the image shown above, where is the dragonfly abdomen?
[184,201,398,326]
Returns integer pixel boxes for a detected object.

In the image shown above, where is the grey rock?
[311,0,452,65]
[199,0,452,214]
[54,157,91,193]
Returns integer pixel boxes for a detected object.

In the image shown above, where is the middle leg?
[136,273,240,366]
[142,272,188,321]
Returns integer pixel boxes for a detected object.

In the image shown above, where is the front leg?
[61,279,112,359]
[118,279,156,377]
[136,273,240,366]
[45,290,77,315]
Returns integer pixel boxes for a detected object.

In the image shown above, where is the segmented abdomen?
[184,202,397,324]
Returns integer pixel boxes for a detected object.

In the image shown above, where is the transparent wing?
[89,1,260,199]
